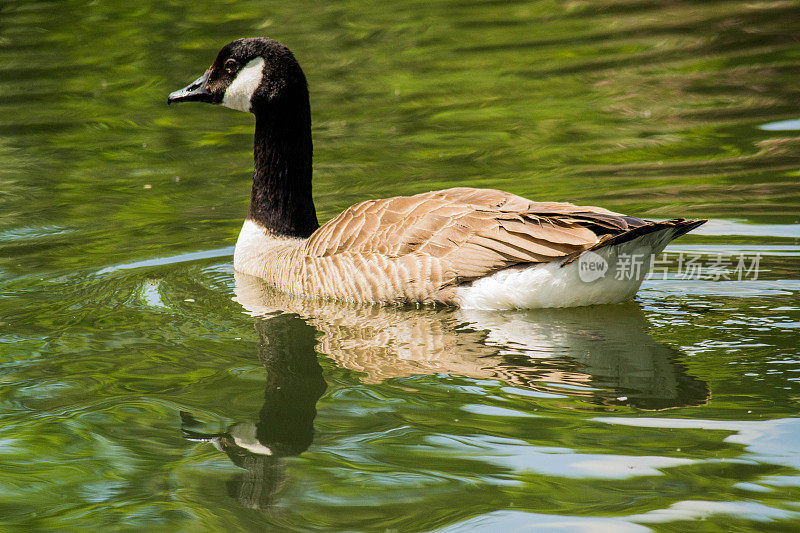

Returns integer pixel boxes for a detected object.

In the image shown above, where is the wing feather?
[302,187,643,285]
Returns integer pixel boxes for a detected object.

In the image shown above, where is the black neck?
[248,99,319,238]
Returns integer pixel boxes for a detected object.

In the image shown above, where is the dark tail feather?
[561,218,707,266]
[591,218,706,249]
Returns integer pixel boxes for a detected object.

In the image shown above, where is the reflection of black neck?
[255,313,326,455]
[180,311,326,510]
[248,96,319,238]
[224,313,325,510]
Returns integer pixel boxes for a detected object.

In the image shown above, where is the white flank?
[222,56,265,112]
[457,226,680,310]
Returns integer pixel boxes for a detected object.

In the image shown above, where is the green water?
[2,0,800,530]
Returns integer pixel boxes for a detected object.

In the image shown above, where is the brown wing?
[302,187,646,283]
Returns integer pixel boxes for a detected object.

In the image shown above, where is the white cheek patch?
[222,56,265,112]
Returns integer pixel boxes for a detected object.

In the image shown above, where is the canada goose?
[168,37,705,309]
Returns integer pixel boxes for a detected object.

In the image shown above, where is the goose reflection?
[234,272,708,411]
[182,272,707,510]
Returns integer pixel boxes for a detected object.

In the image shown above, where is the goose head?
[167,37,318,239]
[167,37,308,115]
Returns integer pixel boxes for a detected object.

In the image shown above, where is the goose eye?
[224,59,239,74]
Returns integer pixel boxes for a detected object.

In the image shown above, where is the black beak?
[168,70,213,105]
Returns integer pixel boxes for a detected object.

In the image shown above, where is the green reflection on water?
[2,0,800,530]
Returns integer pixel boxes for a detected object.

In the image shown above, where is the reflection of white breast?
[234,271,496,381]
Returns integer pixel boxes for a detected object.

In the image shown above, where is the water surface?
[2,0,800,530]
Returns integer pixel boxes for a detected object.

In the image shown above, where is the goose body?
[169,38,705,309]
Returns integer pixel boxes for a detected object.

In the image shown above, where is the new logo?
[578,251,608,282]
